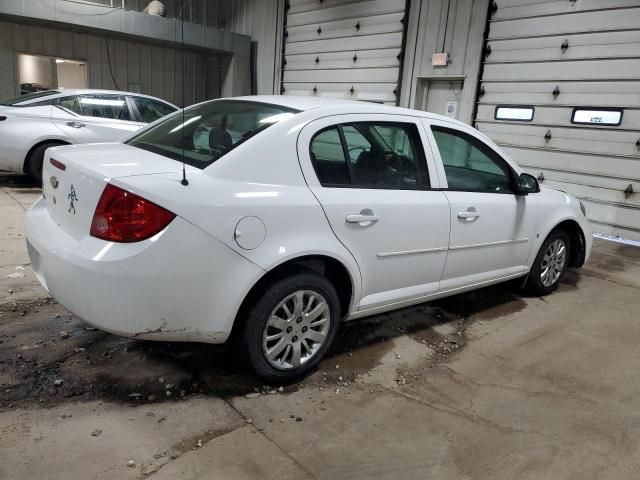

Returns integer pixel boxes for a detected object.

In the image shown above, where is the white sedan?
[0,89,177,182]
[25,96,592,382]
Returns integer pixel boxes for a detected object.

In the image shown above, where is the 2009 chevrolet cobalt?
[25,96,591,382]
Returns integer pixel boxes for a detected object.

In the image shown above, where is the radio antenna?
[179,0,189,186]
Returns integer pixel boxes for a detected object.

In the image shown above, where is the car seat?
[209,127,233,154]
[353,148,388,185]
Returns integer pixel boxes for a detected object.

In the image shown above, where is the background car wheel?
[239,272,340,383]
[526,229,571,296]
[25,142,62,186]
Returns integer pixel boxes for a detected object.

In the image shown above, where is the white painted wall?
[56,61,88,89]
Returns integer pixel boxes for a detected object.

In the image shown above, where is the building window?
[17,53,87,95]
[494,106,535,122]
[571,108,623,126]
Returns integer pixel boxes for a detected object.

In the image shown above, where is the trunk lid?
[41,143,193,240]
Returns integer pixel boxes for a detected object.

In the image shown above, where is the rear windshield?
[0,90,59,106]
[127,100,299,169]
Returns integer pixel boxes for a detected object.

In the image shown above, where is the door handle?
[66,121,86,128]
[457,210,480,219]
[345,209,379,225]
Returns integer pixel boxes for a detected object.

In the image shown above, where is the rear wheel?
[526,230,570,295]
[25,142,63,185]
[239,272,340,383]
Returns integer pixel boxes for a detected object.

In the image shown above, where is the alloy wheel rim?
[540,238,567,287]
[262,290,331,370]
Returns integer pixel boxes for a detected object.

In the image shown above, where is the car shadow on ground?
[0,274,578,410]
[0,174,40,189]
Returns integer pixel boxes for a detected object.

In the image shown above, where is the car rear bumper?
[25,196,264,343]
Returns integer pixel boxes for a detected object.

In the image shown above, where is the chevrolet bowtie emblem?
[50,176,59,189]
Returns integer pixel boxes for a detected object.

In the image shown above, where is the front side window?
[310,122,429,189]
[131,96,177,123]
[65,95,132,120]
[431,126,514,193]
[127,100,299,169]
[58,96,80,114]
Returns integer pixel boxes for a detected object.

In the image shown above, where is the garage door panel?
[285,48,401,70]
[287,0,402,27]
[479,81,640,108]
[482,59,640,82]
[288,0,364,15]
[542,180,640,209]
[479,92,639,109]
[501,146,640,181]
[580,199,640,236]
[489,8,640,39]
[286,13,404,43]
[488,30,640,54]
[284,67,399,83]
[282,82,397,103]
[521,167,640,193]
[477,123,640,157]
[486,41,640,63]
[286,31,403,54]
[476,105,640,129]
[494,0,640,21]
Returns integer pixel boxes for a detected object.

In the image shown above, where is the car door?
[423,119,537,290]
[298,114,450,312]
[51,94,142,143]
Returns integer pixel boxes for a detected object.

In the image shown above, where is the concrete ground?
[1,173,640,480]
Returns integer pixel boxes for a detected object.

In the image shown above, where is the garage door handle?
[345,212,379,224]
[458,211,480,219]
[66,121,86,128]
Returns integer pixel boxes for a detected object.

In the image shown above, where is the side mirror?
[516,173,540,195]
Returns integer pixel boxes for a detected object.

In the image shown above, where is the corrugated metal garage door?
[281,0,408,105]
[475,0,640,240]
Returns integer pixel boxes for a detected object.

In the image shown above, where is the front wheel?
[239,272,340,383]
[526,230,571,295]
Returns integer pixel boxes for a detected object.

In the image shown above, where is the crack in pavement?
[220,398,318,480]
[379,383,558,439]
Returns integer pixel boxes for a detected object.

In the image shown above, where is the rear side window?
[131,96,176,123]
[310,122,429,189]
[62,95,132,120]
[310,127,350,185]
[0,90,59,106]
[431,126,514,193]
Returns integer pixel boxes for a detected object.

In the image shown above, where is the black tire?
[526,229,571,296]
[239,272,341,383]
[25,142,62,186]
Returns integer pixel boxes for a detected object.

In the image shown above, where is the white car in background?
[0,89,177,182]
[25,96,592,382]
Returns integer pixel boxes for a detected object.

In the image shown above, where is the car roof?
[16,89,177,107]
[231,95,468,127]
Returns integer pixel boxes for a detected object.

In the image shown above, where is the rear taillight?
[90,184,176,243]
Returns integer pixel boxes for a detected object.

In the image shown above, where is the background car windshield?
[0,90,59,106]
[127,100,299,169]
